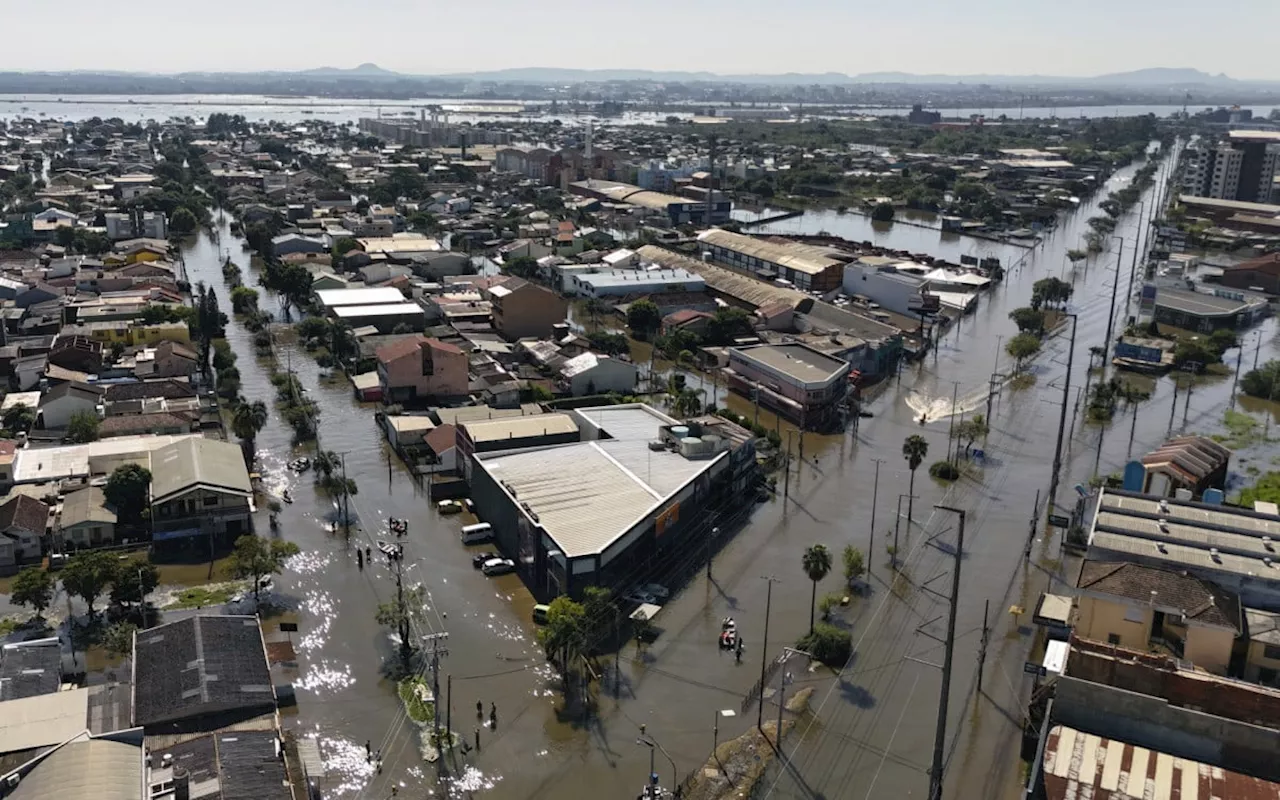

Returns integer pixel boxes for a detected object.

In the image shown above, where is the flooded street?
[172,143,1280,800]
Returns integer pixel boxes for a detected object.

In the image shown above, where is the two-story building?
[376,336,468,404]
[723,342,851,430]
[148,438,252,553]
[0,495,50,573]
[486,278,568,341]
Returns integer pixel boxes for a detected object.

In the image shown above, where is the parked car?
[437,499,463,515]
[471,552,499,568]
[532,604,550,625]
[623,590,658,606]
[638,583,670,600]
[481,558,516,576]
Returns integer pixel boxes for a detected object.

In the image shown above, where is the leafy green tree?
[62,550,120,618]
[1008,307,1045,336]
[66,411,100,443]
[104,463,152,524]
[802,544,833,633]
[626,299,662,338]
[1006,333,1042,371]
[902,434,929,539]
[580,585,617,648]
[841,544,865,586]
[102,621,139,658]
[536,596,586,673]
[871,202,895,222]
[230,285,259,314]
[1173,338,1217,369]
[170,207,198,235]
[1031,277,1073,311]
[504,256,538,279]
[705,307,754,345]
[11,566,54,617]
[2,403,35,434]
[797,622,852,667]
[228,535,300,604]
[375,583,426,672]
[954,413,989,457]
[109,561,160,607]
[1242,361,1280,400]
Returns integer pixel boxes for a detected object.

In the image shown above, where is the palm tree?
[802,544,833,633]
[231,399,268,461]
[902,435,929,533]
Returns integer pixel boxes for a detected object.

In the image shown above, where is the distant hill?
[295,63,400,78]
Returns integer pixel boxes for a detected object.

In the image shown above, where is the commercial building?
[569,180,731,226]
[1087,488,1280,609]
[467,404,753,598]
[315,287,406,312]
[1218,252,1280,295]
[456,413,581,480]
[332,303,426,333]
[557,352,638,396]
[724,342,850,430]
[1181,131,1280,203]
[103,210,168,241]
[563,268,705,299]
[698,229,850,293]
[1151,286,1268,332]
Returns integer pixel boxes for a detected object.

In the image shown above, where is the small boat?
[719,618,738,650]
[288,458,311,473]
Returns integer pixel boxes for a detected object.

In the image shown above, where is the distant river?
[1,94,1270,126]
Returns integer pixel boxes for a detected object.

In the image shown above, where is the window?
[1264,644,1280,661]
[1124,607,1145,623]
[1107,634,1121,646]
[203,495,219,507]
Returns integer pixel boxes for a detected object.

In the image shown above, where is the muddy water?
[178,145,1280,800]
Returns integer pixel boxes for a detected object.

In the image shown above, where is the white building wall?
[569,360,638,396]
[841,264,924,317]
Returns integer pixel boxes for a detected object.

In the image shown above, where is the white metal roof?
[477,439,720,559]
[463,413,578,444]
[333,303,425,318]
[0,688,89,754]
[316,287,406,308]
[11,434,200,484]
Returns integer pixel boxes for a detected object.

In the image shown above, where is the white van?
[461,523,493,544]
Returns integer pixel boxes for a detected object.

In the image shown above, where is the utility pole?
[929,506,966,800]
[1103,237,1125,358]
[893,494,914,570]
[977,599,990,694]
[1046,314,1077,525]
[783,430,794,500]
[340,453,351,538]
[945,381,960,466]
[986,335,1002,422]
[869,459,885,579]
[423,632,450,774]
[1122,201,1146,323]
[757,576,778,731]
[1232,343,1244,410]
[1182,364,1199,428]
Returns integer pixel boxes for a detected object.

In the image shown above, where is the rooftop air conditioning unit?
[1159,499,1170,513]
[1157,519,1169,532]
[1157,542,1168,554]
[1265,536,1274,551]
[1210,548,1221,562]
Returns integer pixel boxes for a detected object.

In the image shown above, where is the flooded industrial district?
[163,143,1280,800]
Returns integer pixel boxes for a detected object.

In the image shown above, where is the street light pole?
[868,459,885,579]
[757,576,778,731]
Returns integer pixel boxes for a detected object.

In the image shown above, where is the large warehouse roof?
[698,228,848,276]
[477,435,720,559]
[316,287,406,308]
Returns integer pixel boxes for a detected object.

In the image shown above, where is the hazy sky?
[3,0,1277,79]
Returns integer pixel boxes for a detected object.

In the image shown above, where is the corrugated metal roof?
[477,439,720,558]
[5,735,143,800]
[574,404,676,442]
[150,438,252,504]
[0,688,90,754]
[315,287,406,308]
[1043,724,1280,799]
[463,413,578,444]
[698,228,845,276]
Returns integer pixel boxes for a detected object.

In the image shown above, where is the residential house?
[102,378,196,406]
[98,411,194,438]
[0,495,50,572]
[37,381,103,429]
[149,438,253,550]
[487,277,568,341]
[1244,608,1280,686]
[1075,559,1242,675]
[661,309,715,336]
[132,340,199,379]
[1219,253,1280,295]
[376,336,468,403]
[58,485,117,550]
[0,440,16,487]
[558,352,638,396]
[47,335,102,374]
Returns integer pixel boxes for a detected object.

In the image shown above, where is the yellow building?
[72,321,192,347]
[1075,560,1242,676]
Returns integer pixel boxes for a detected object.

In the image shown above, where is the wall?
[1184,626,1234,675]
[1247,641,1280,684]
[1054,675,1280,781]
[568,359,637,396]
[1075,596,1152,651]
[494,286,568,340]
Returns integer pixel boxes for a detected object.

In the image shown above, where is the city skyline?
[2,0,1278,81]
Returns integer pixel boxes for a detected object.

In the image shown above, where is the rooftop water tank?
[671,426,690,439]
[679,436,702,457]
